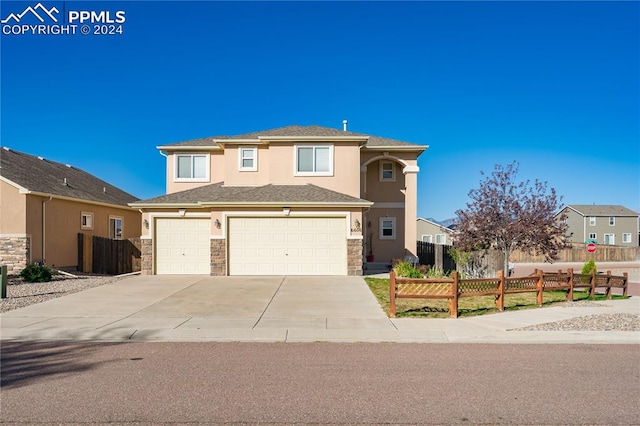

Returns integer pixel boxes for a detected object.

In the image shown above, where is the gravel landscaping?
[514,313,640,332]
[0,274,117,313]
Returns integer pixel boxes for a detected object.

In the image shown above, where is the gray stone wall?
[211,239,226,276]
[0,236,31,275]
[347,239,363,276]
[140,239,153,275]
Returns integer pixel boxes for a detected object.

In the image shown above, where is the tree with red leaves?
[454,162,568,275]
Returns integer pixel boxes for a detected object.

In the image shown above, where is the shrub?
[19,264,53,283]
[581,259,597,276]
[393,260,423,278]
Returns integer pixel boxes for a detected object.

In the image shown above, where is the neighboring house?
[0,148,140,274]
[558,205,639,247]
[416,217,455,245]
[130,124,427,276]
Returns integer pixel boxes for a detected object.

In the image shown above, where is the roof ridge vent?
[38,156,44,160]
[2,147,10,151]
[65,164,71,168]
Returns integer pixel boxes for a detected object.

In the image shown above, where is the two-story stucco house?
[130,124,427,276]
[558,205,639,247]
[0,148,140,274]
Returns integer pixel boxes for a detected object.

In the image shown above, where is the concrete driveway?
[0,275,394,341]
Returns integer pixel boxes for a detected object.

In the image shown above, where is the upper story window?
[239,147,257,171]
[435,234,446,244]
[175,153,209,181]
[589,217,596,226]
[609,216,615,226]
[295,145,333,176]
[421,235,432,243]
[622,233,632,243]
[81,212,93,229]
[380,161,395,181]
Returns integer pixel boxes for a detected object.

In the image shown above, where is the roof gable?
[0,148,138,206]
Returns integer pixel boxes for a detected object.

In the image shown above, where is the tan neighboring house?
[130,124,427,276]
[0,148,140,274]
[416,217,455,245]
[558,205,639,247]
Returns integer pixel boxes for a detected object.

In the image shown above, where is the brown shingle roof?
[161,125,424,149]
[131,182,371,206]
[566,205,638,217]
[0,148,138,206]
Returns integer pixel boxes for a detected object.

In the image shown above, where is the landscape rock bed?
[0,275,115,313]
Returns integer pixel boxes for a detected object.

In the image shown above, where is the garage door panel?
[155,218,210,275]
[229,217,347,276]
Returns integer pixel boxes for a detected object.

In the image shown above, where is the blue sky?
[2,1,638,221]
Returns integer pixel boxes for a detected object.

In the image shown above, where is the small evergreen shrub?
[19,264,53,283]
[393,260,423,278]
[580,259,597,284]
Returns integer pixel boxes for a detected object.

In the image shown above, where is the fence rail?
[390,268,628,318]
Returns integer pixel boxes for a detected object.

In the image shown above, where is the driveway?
[0,275,394,341]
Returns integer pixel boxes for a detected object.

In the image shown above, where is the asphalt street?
[2,342,639,425]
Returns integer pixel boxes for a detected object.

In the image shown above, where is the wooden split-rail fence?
[389,269,629,318]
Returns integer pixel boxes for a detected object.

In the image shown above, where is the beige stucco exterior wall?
[416,220,454,244]
[0,181,27,233]
[24,195,140,268]
[164,142,361,198]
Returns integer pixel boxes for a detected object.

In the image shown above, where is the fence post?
[496,270,504,311]
[589,269,596,298]
[567,268,574,301]
[449,271,459,318]
[605,271,612,299]
[623,272,628,296]
[389,270,396,318]
[1,265,7,299]
[536,269,543,307]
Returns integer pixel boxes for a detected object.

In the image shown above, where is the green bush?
[581,259,597,276]
[393,260,423,278]
[19,264,53,283]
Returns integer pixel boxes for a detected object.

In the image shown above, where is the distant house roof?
[130,182,372,208]
[417,217,456,231]
[159,125,427,150]
[0,148,138,207]
[562,205,638,217]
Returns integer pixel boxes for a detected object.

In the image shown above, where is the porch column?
[403,167,419,256]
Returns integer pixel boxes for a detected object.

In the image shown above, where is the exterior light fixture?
[143,219,149,229]
[214,219,221,229]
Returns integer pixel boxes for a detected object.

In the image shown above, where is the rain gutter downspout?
[42,195,53,264]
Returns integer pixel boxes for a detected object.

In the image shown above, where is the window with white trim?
[380,161,395,181]
[435,234,446,244]
[623,233,632,243]
[175,154,209,181]
[239,147,257,171]
[589,233,597,240]
[589,217,596,226]
[380,217,396,240]
[422,235,432,243]
[609,216,615,226]
[295,145,333,176]
[603,233,615,245]
[81,212,93,229]
[109,217,123,240]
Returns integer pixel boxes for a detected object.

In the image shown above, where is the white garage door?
[155,218,210,274]
[228,217,347,275]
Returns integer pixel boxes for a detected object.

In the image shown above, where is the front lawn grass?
[365,277,629,318]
